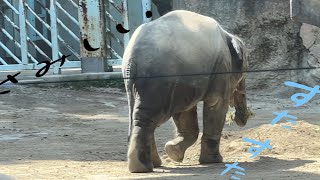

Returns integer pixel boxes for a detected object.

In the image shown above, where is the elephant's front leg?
[128,125,155,173]
[200,100,228,164]
[165,106,199,162]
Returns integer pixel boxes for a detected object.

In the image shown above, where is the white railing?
[0,0,81,72]
[0,0,131,72]
[105,0,129,66]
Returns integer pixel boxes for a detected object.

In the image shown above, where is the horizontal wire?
[120,66,318,79]
[0,66,318,86]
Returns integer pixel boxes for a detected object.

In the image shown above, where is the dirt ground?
[0,82,319,180]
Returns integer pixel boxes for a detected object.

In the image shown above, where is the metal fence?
[105,0,129,66]
[0,0,130,73]
[0,0,82,73]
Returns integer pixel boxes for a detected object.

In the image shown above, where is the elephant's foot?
[199,153,223,164]
[128,126,154,173]
[152,155,162,167]
[165,134,198,162]
[199,137,223,164]
[152,150,162,167]
[128,147,154,173]
[128,158,154,173]
[165,141,184,162]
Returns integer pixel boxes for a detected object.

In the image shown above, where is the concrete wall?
[291,0,320,85]
[151,0,320,93]
[152,0,172,16]
[300,23,320,84]
[291,0,320,27]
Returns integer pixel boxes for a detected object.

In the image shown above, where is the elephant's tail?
[123,59,136,143]
[126,89,134,143]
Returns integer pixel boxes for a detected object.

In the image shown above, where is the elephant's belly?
[133,80,206,127]
[171,84,205,113]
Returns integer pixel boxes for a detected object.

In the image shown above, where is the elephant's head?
[227,35,250,127]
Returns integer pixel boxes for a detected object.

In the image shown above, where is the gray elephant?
[122,10,250,173]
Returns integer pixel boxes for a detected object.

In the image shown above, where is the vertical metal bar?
[19,0,29,66]
[27,0,37,40]
[0,8,5,59]
[78,0,108,73]
[141,0,152,23]
[41,0,48,39]
[50,0,60,74]
[122,0,129,49]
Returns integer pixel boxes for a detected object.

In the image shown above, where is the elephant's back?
[122,10,229,92]
[141,10,222,51]
[125,11,224,69]
[157,10,220,31]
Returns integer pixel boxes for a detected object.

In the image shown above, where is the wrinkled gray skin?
[122,10,250,173]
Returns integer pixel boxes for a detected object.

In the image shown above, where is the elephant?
[122,10,250,173]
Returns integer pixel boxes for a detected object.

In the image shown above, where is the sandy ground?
[0,83,319,180]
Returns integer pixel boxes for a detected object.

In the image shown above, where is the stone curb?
[2,72,123,85]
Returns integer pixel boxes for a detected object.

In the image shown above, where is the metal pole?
[122,0,130,49]
[50,0,60,74]
[141,0,152,23]
[18,0,28,66]
[78,0,108,73]
[41,0,49,39]
[27,0,37,40]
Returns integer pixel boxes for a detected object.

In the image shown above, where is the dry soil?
[0,83,319,180]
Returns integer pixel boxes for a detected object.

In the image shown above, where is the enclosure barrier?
[0,0,81,73]
[0,0,133,74]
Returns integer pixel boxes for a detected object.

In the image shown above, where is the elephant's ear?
[228,36,244,70]
[231,38,242,58]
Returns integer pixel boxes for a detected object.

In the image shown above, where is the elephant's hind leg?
[128,125,154,173]
[199,100,228,164]
[128,124,163,172]
[151,134,162,167]
[128,100,167,172]
[127,81,173,172]
[165,106,199,162]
